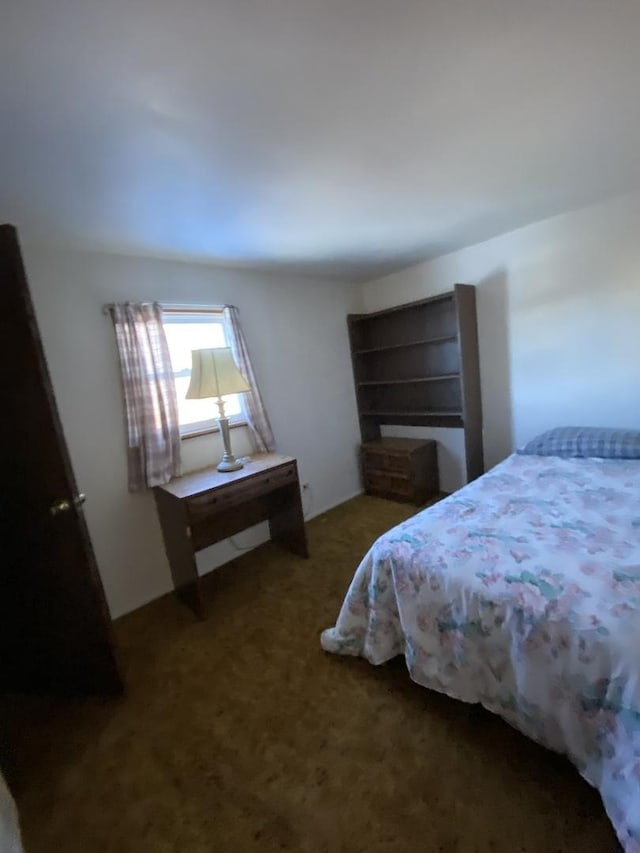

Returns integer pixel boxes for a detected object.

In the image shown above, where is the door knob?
[50,493,86,516]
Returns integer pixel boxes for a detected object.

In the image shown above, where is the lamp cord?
[229,483,313,552]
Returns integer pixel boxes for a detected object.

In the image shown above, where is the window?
[163,309,244,436]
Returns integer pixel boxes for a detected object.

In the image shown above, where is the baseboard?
[305,489,364,521]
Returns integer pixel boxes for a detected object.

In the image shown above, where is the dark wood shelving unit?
[348,284,484,482]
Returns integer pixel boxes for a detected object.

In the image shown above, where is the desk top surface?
[156,453,296,500]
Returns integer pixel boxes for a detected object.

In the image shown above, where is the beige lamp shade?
[185,347,250,399]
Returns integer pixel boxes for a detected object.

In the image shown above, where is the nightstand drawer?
[364,470,414,500]
[363,450,410,475]
[186,462,297,522]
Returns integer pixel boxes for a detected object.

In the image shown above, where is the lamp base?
[217,456,243,472]
[216,408,244,473]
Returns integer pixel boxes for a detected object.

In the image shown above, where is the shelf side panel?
[454,284,484,480]
[347,316,381,443]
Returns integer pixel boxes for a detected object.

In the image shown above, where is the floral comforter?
[321,454,640,851]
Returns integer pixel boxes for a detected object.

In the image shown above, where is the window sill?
[180,421,248,441]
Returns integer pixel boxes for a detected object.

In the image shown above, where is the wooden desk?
[154,453,309,617]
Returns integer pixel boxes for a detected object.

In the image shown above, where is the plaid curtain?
[223,306,276,453]
[109,302,181,490]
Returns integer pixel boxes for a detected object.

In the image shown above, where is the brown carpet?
[4,495,619,853]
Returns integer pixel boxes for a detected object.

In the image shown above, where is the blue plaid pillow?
[519,427,640,459]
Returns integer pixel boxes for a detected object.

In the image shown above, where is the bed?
[321,429,640,853]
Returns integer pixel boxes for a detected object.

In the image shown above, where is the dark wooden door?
[0,224,122,695]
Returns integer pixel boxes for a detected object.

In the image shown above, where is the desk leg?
[154,489,205,619]
[175,582,205,620]
[268,483,309,558]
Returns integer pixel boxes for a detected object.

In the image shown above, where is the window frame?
[162,306,247,439]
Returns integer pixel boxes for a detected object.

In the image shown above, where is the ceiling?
[2,0,640,281]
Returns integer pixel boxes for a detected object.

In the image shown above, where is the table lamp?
[186,347,251,472]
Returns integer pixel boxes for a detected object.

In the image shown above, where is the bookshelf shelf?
[353,334,458,356]
[358,374,459,387]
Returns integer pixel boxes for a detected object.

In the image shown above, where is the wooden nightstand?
[361,437,439,505]
[154,453,309,618]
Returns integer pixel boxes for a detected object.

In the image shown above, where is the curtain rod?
[102,302,238,315]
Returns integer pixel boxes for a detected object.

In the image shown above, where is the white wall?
[359,192,640,490]
[23,245,362,618]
